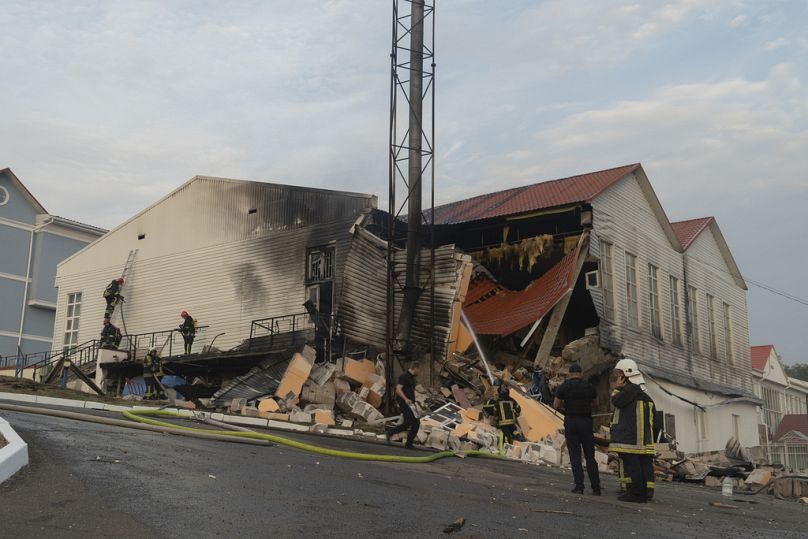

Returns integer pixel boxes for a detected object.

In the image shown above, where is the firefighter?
[609,358,656,504]
[484,381,521,445]
[553,363,602,495]
[179,310,196,355]
[100,316,122,349]
[142,347,164,400]
[103,277,124,317]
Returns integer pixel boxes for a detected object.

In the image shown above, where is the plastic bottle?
[722,476,733,497]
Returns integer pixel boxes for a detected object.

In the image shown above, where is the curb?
[0,416,29,484]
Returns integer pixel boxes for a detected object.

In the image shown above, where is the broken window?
[306,246,335,283]
[706,294,717,359]
[669,276,682,345]
[761,385,782,433]
[732,414,741,442]
[722,302,734,364]
[600,241,615,320]
[647,263,662,339]
[625,252,639,328]
[63,292,82,351]
[664,413,676,440]
[688,285,700,354]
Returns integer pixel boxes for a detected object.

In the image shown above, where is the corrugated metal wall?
[590,173,753,392]
[53,178,374,353]
[339,226,470,359]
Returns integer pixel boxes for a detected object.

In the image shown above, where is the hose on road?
[123,408,504,464]
[0,402,504,464]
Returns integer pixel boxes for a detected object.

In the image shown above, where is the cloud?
[760,37,790,51]
[729,14,747,27]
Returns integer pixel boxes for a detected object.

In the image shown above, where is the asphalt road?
[1,407,806,538]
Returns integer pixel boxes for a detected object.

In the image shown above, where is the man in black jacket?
[100,316,122,349]
[554,363,601,495]
[609,359,656,504]
[179,310,195,355]
[385,362,421,449]
[103,277,124,317]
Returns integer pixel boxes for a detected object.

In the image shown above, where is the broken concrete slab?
[240,406,259,417]
[744,468,772,487]
[340,358,376,386]
[260,412,289,421]
[314,409,335,426]
[309,363,337,386]
[300,380,336,407]
[509,389,563,443]
[275,346,317,401]
[426,429,450,450]
[229,398,247,414]
[289,409,312,424]
[257,398,280,414]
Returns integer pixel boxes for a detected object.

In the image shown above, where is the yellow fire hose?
[123,408,503,463]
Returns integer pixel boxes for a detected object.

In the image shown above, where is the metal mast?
[386,0,436,385]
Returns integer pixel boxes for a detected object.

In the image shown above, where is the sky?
[1,0,806,364]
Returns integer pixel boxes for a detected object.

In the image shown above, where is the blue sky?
[1,0,806,364]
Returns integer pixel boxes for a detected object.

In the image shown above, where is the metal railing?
[248,312,336,358]
[122,326,210,360]
[24,340,101,383]
[0,350,59,370]
[768,442,808,472]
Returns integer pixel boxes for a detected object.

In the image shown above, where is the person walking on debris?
[100,315,122,349]
[103,277,124,317]
[178,310,196,355]
[142,347,164,400]
[385,361,421,449]
[484,381,521,445]
[553,363,602,495]
[609,358,656,504]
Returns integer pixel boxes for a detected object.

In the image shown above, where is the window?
[600,241,615,320]
[664,413,677,440]
[722,302,734,363]
[306,246,335,283]
[732,414,741,442]
[669,276,683,345]
[706,294,718,359]
[761,385,783,433]
[696,408,708,440]
[625,252,639,328]
[688,286,700,354]
[647,264,662,339]
[63,292,82,350]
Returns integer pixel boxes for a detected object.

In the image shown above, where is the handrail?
[248,311,336,358]
[122,326,210,360]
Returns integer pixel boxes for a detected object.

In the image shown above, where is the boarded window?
[669,276,682,345]
[688,286,700,354]
[706,294,718,359]
[600,241,615,320]
[664,413,677,440]
[625,252,639,328]
[648,264,662,339]
[723,302,734,363]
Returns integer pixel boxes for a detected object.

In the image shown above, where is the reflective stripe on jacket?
[609,382,655,455]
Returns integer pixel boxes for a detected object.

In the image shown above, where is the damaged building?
[428,163,759,454]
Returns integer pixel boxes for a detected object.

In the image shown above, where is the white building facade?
[53,176,375,355]
[751,345,808,442]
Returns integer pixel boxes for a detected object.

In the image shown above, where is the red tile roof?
[670,217,714,250]
[462,242,583,336]
[430,164,640,225]
[774,414,808,442]
[751,345,774,372]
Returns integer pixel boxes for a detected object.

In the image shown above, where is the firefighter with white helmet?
[143,347,164,400]
[609,358,656,503]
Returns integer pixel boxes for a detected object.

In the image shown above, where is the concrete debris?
[275,346,317,403]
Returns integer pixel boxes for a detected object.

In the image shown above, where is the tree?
[784,363,808,382]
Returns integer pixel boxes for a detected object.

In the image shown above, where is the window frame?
[722,302,734,364]
[600,241,615,321]
[63,292,83,351]
[688,285,701,354]
[647,263,662,339]
[706,294,718,359]
[305,245,336,284]
[625,252,639,329]
[669,276,683,346]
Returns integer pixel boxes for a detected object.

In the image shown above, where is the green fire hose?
[122,408,504,464]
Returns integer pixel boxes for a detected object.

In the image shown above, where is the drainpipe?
[17,217,54,353]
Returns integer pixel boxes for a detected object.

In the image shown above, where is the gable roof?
[751,345,774,372]
[1,167,48,214]
[671,217,714,249]
[774,414,808,442]
[430,164,641,225]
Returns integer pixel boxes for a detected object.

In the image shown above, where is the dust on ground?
[0,375,129,404]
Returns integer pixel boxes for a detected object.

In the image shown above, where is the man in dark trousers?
[100,316,122,349]
[484,382,521,446]
[554,363,602,495]
[103,277,124,317]
[142,347,164,400]
[609,358,656,504]
[385,362,421,449]
[179,310,195,355]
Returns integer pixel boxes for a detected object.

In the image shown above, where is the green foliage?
[784,363,808,382]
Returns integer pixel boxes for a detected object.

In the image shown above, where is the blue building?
[0,168,106,362]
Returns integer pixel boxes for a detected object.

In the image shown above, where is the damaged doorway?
[306,245,335,360]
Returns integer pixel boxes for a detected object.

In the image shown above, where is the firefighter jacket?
[180,316,196,337]
[609,381,655,455]
[143,353,163,377]
[484,397,520,427]
[100,323,118,343]
[103,280,119,299]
